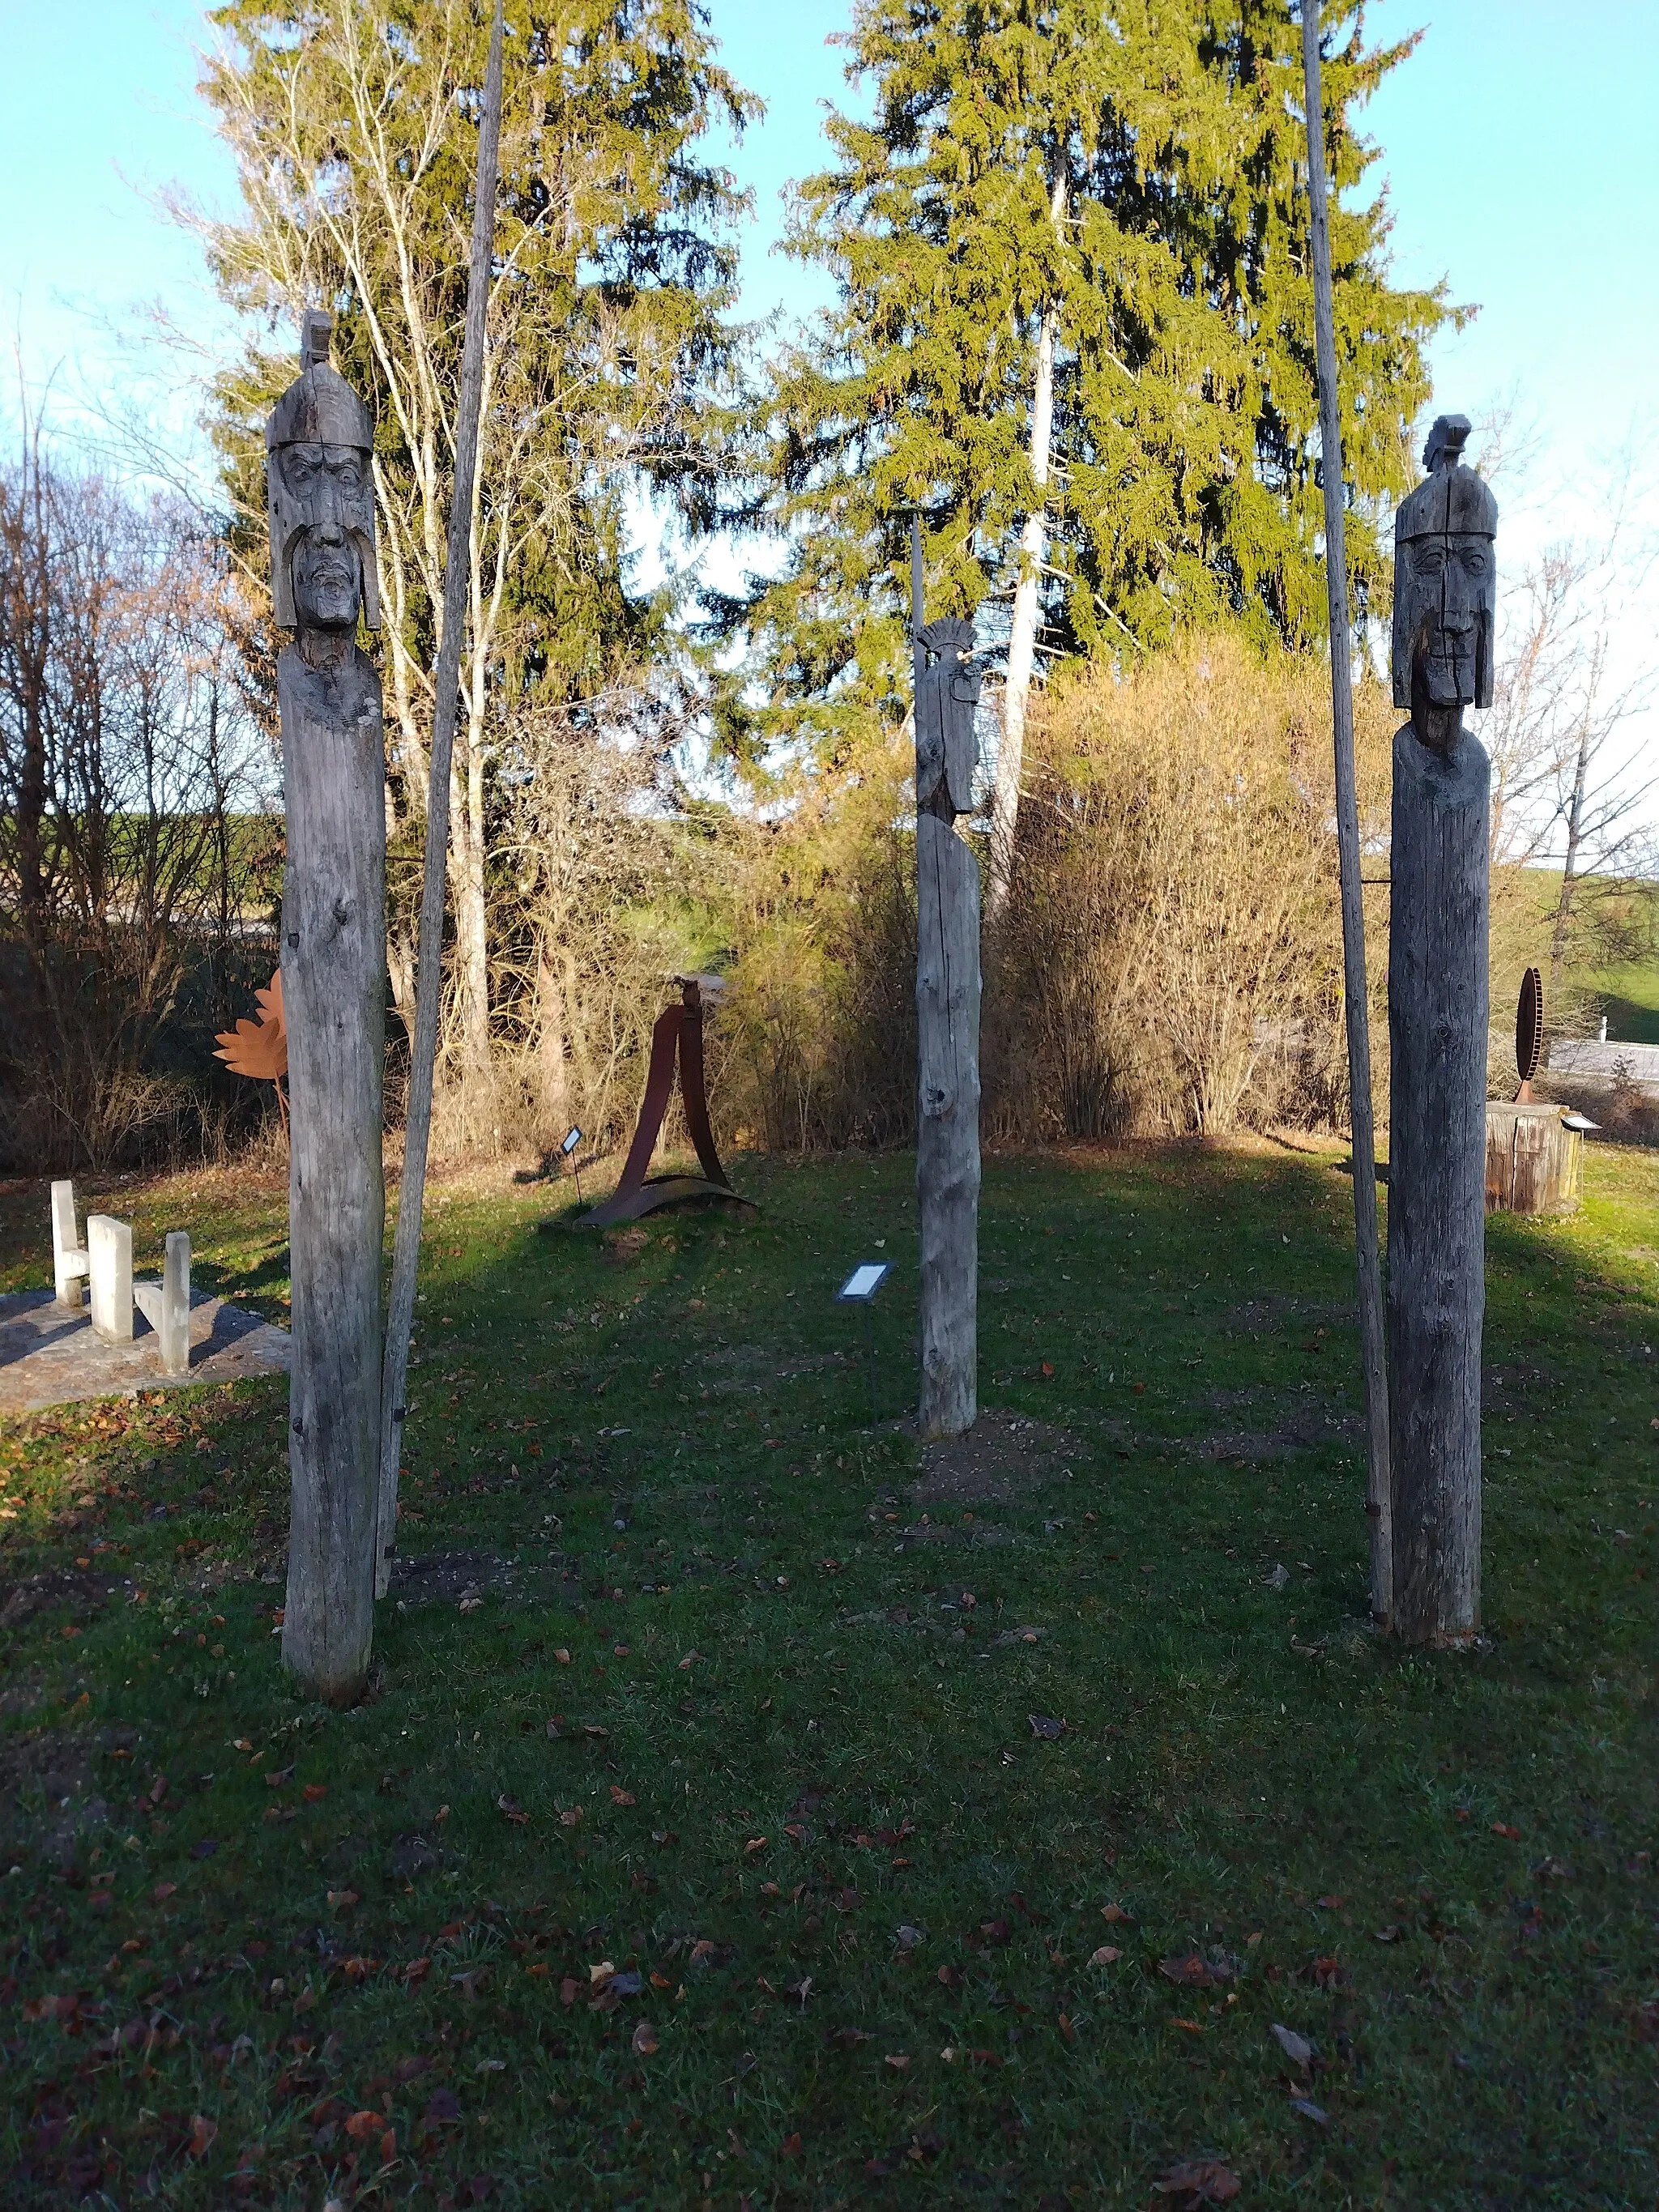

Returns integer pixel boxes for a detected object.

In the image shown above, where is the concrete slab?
[0,1290,290,1417]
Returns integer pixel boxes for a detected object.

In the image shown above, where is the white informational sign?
[561,1126,582,1155]
[838,1262,891,1302]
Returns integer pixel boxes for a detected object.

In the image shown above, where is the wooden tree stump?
[1485,1103,1584,1214]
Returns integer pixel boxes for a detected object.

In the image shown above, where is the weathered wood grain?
[1485,1103,1582,1215]
[279,643,386,1704]
[1388,722,1488,1644]
[915,812,980,1438]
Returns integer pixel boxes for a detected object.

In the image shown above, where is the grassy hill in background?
[1491,868,1659,1043]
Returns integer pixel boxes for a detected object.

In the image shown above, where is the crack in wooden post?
[912,578,982,1438]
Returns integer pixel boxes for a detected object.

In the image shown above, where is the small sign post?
[838,1261,892,1423]
[561,1125,585,1207]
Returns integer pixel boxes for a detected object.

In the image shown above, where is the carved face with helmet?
[1392,413,1496,743]
[265,310,381,636]
[915,616,980,818]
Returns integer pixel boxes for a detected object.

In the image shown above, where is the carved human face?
[1404,530,1495,708]
[291,518,365,633]
[271,441,375,632]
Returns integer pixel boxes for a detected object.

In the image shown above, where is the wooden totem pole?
[1388,413,1497,1645]
[267,312,386,1704]
[913,603,982,1438]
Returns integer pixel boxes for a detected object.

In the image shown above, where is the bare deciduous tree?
[0,428,275,1167]
[194,0,751,1116]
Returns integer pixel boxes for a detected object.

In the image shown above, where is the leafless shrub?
[989,634,1393,1139]
[715,748,916,1153]
[0,436,278,1171]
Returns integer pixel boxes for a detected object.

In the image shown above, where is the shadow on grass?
[0,1140,1656,2208]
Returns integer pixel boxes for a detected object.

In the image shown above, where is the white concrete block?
[51,1180,89,1309]
[160,1230,190,1375]
[87,1215,134,1344]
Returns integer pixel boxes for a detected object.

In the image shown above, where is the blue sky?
[2,0,1653,806]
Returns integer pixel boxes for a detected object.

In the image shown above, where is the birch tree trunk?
[1548,684,1596,999]
[989,169,1066,920]
[536,936,570,1129]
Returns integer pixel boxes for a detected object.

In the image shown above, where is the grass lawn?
[2,1138,1657,2210]
[1593,961,1659,1049]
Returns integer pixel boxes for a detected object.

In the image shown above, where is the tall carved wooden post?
[914,612,981,1438]
[267,312,386,1704]
[1388,414,1496,1645]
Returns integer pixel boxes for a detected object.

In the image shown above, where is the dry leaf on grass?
[1152,2157,1241,2206]
[1159,1953,1231,1988]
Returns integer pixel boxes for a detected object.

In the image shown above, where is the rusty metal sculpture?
[582,975,752,1226]
[214,970,289,1135]
[1515,966,1543,1102]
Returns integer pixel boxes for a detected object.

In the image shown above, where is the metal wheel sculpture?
[1514,966,1543,1102]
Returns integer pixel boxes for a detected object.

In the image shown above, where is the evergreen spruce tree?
[718,0,1456,872]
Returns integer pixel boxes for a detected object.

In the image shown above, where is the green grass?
[1593,961,1659,1048]
[2,1140,1657,2210]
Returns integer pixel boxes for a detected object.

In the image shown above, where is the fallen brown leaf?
[1087,1945,1121,1967]
[632,2019,659,2055]
[1152,2157,1240,2205]
[1159,1954,1230,1988]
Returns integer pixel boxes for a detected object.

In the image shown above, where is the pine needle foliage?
[200,0,757,706]
[716,0,1459,768]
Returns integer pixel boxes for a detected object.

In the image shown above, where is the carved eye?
[1461,548,1486,574]
[1412,543,1445,575]
[332,460,362,491]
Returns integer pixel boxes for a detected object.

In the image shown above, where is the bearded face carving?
[1392,414,1497,744]
[265,310,380,635]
